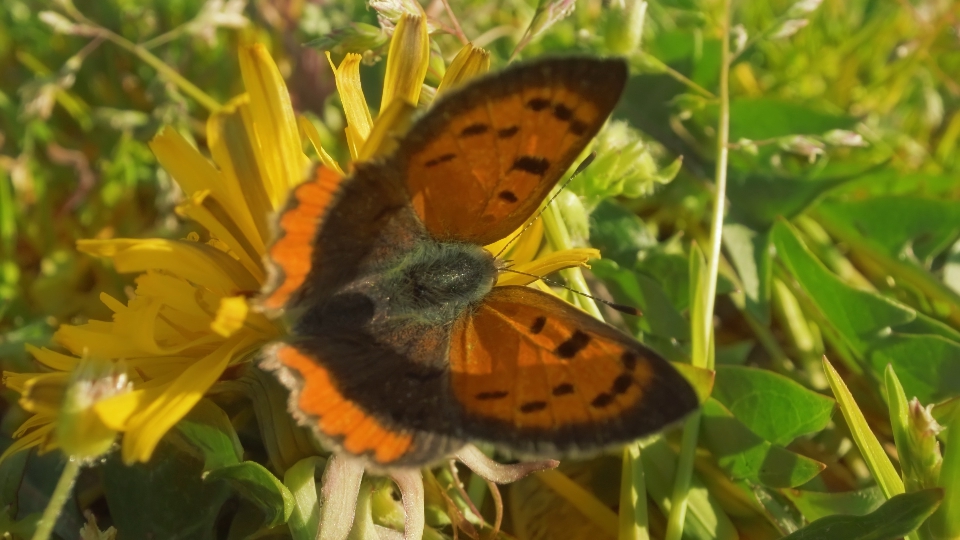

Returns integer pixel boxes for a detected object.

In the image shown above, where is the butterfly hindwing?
[449,286,699,455]
[398,58,628,245]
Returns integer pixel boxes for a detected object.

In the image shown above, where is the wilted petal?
[389,469,424,540]
[455,445,559,483]
[318,454,365,540]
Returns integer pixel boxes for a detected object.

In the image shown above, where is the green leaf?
[590,259,689,342]
[103,445,231,539]
[727,98,857,141]
[772,220,915,354]
[870,334,960,404]
[727,173,852,231]
[723,223,772,324]
[782,486,885,522]
[206,461,296,529]
[167,399,243,472]
[640,437,739,540]
[822,357,904,499]
[780,489,942,540]
[713,365,835,445]
[588,199,656,267]
[818,197,960,267]
[699,398,825,488]
[283,456,327,540]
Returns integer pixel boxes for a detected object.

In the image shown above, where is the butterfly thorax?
[373,239,497,326]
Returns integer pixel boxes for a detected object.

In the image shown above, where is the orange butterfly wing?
[450,286,698,454]
[397,58,627,245]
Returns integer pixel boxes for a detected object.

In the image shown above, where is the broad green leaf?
[588,199,656,267]
[590,258,689,341]
[822,357,904,498]
[723,223,772,324]
[206,461,296,529]
[772,220,915,354]
[167,399,243,472]
[641,437,739,540]
[713,365,835,445]
[283,456,327,540]
[726,171,858,232]
[727,98,857,141]
[0,437,28,513]
[699,398,825,488]
[869,334,960,403]
[103,445,231,539]
[780,489,942,540]
[818,198,960,267]
[782,486,885,522]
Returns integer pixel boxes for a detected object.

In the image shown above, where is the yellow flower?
[2,43,295,465]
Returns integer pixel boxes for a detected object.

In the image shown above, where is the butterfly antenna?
[500,267,642,317]
[494,152,597,259]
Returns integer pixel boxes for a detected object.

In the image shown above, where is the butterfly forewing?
[449,286,699,455]
[399,58,627,246]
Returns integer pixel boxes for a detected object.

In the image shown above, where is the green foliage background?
[1,0,959,539]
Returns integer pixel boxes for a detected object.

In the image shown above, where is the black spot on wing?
[498,190,518,203]
[497,126,519,138]
[621,351,638,371]
[612,374,633,395]
[476,390,509,400]
[555,330,591,359]
[530,316,546,334]
[425,153,456,167]
[510,156,550,176]
[552,383,574,396]
[526,97,551,111]
[519,401,548,413]
[553,103,574,121]
[460,123,489,137]
[591,393,615,408]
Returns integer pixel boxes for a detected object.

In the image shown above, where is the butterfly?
[259,57,699,469]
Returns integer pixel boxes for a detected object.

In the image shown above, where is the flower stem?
[664,0,732,536]
[32,458,82,540]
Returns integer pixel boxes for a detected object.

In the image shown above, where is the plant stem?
[665,0,732,537]
[32,458,82,540]
[61,2,221,113]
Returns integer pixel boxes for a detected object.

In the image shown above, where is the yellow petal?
[26,343,79,372]
[211,296,249,337]
[380,13,429,110]
[484,217,544,262]
[0,417,55,464]
[358,99,416,161]
[78,238,260,295]
[20,372,70,415]
[298,115,344,175]
[238,44,308,208]
[436,44,491,96]
[175,190,266,283]
[496,248,600,286]
[207,95,274,249]
[94,386,163,431]
[326,52,373,152]
[119,333,263,464]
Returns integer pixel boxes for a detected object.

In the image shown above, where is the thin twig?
[439,0,469,45]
